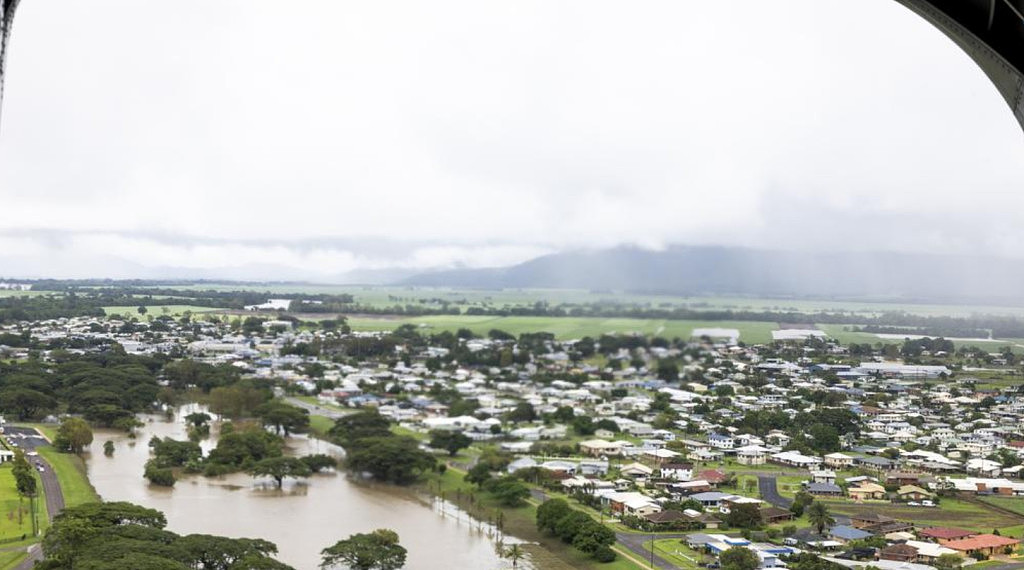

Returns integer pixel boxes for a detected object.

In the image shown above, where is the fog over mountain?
[402,245,1024,305]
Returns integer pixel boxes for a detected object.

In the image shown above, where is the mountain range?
[400,245,1024,305]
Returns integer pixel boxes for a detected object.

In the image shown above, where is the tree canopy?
[320,529,406,570]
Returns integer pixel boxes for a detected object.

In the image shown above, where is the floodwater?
[81,407,517,570]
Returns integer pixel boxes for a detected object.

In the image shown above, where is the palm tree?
[807,501,835,535]
[504,544,523,569]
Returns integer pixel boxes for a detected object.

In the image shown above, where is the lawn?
[644,539,704,569]
[308,415,333,437]
[977,496,1024,516]
[347,315,780,343]
[0,466,44,542]
[0,550,28,569]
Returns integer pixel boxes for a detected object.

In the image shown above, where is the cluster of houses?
[4,310,1024,568]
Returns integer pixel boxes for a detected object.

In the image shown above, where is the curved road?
[5,426,66,570]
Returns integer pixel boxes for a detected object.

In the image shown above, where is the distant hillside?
[400,245,1024,305]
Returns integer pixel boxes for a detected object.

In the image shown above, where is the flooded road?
[82,407,513,570]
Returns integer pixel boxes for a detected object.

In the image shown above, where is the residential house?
[848,483,887,501]
[824,452,854,469]
[880,544,918,563]
[896,485,933,502]
[944,534,1020,558]
[918,527,976,545]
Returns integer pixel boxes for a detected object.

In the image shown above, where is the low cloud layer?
[0,0,1021,280]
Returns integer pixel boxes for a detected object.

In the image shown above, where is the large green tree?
[329,411,392,447]
[53,417,93,455]
[37,502,293,570]
[249,457,312,488]
[320,529,406,570]
[721,547,760,570]
[344,436,435,485]
[428,430,471,456]
[255,402,310,436]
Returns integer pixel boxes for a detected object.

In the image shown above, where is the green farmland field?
[102,305,223,318]
[346,315,780,342]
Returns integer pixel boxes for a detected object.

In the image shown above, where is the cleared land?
[102,305,223,318]
[827,498,1023,535]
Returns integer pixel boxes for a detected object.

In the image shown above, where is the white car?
[921,500,935,507]
[907,501,920,506]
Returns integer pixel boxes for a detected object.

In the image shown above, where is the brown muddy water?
[82,407,520,570]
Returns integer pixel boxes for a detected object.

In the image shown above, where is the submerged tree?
[249,456,312,488]
[320,529,406,570]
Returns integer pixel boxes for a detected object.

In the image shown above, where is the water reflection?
[83,407,521,570]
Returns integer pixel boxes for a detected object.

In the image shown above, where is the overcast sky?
[0,0,1021,280]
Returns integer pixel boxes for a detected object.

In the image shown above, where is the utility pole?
[0,0,21,129]
[650,531,655,568]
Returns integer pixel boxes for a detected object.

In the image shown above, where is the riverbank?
[419,463,646,570]
[307,410,648,569]
[23,424,100,508]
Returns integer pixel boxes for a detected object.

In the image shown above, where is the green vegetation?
[36,502,293,569]
[0,550,28,569]
[33,445,98,509]
[320,529,406,570]
[101,304,222,318]
[537,499,617,563]
[249,457,312,488]
[0,463,43,541]
[347,315,780,342]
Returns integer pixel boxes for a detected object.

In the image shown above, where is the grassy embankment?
[23,424,100,509]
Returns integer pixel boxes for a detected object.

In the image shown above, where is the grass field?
[102,305,223,318]
[978,496,1024,516]
[645,539,703,569]
[131,284,1024,318]
[347,315,780,343]
[0,290,49,298]
[0,466,43,542]
[827,497,1021,534]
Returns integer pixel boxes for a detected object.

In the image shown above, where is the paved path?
[758,475,793,508]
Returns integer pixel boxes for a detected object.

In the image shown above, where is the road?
[4,426,65,570]
[757,475,793,508]
[615,531,688,570]
[284,396,350,420]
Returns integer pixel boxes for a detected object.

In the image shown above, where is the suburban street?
[284,396,350,420]
[615,531,687,570]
